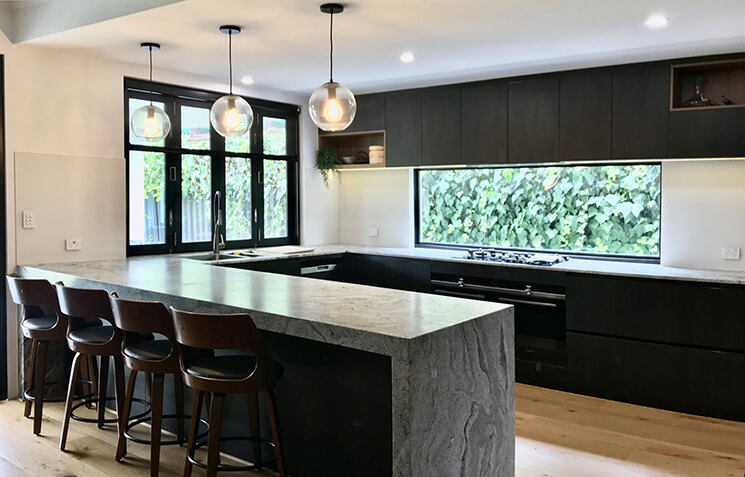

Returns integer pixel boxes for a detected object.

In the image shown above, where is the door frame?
[0,55,7,400]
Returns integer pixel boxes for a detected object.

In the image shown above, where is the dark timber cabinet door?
[385,89,422,167]
[612,62,669,159]
[668,108,745,158]
[461,80,508,164]
[345,93,386,133]
[422,85,461,165]
[560,69,612,160]
[508,77,559,164]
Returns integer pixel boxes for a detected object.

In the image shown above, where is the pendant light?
[309,3,356,131]
[131,42,171,141]
[210,25,253,138]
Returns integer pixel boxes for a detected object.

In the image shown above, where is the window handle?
[254,208,258,222]
[169,166,177,182]
[168,210,173,227]
[258,170,263,184]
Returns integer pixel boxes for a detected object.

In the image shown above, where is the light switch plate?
[22,210,35,229]
[65,239,81,251]
[368,227,379,237]
[722,247,741,260]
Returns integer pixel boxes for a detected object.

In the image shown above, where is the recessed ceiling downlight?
[645,14,669,28]
[240,76,254,85]
[400,51,415,63]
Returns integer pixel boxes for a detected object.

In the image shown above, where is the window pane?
[226,133,250,154]
[263,159,288,238]
[226,157,252,241]
[181,155,212,243]
[181,106,210,150]
[128,151,166,245]
[129,98,166,147]
[419,165,661,257]
[263,117,287,155]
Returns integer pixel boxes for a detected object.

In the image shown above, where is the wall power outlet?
[721,247,741,260]
[368,228,379,237]
[65,239,82,251]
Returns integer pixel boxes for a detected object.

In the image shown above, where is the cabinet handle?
[499,297,557,308]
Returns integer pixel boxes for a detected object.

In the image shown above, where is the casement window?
[416,163,661,259]
[125,79,299,255]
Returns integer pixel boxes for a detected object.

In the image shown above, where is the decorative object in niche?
[316,148,340,187]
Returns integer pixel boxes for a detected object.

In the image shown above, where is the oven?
[431,273,567,367]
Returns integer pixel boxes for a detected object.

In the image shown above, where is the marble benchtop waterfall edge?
[16,256,512,341]
[179,244,745,286]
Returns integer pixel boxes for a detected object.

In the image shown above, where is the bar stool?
[171,309,286,477]
[6,277,98,435]
[55,285,149,451]
[110,295,192,476]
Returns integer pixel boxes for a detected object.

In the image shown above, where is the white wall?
[338,169,413,247]
[0,34,337,396]
[336,160,745,272]
[661,159,745,271]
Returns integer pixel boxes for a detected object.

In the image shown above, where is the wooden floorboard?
[1,384,744,476]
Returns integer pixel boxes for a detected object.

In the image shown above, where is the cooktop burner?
[465,248,569,266]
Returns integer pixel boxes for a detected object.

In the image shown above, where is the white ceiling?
[20,0,745,95]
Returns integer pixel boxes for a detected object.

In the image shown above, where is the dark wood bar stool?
[5,277,98,435]
[171,308,286,477]
[110,295,190,477]
[55,285,148,451]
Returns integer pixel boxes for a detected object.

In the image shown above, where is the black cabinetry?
[611,62,670,159]
[560,69,612,160]
[345,93,386,133]
[460,80,508,164]
[385,90,422,167]
[508,77,560,164]
[668,107,745,158]
[422,85,461,166]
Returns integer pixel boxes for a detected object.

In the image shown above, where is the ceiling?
[13,0,745,94]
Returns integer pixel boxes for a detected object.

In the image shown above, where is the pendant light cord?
[228,30,234,95]
[329,10,334,82]
[149,46,154,105]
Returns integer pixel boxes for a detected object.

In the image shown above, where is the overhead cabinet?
[344,93,386,133]
[460,80,508,164]
[421,85,461,165]
[508,77,560,164]
[560,69,612,160]
[385,89,422,167]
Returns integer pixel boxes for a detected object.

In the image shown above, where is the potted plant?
[316,148,340,187]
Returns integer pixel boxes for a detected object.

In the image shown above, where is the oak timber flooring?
[0,384,744,476]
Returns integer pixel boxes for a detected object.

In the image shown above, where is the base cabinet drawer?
[568,332,745,421]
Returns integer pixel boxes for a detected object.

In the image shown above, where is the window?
[125,78,299,255]
[417,164,661,258]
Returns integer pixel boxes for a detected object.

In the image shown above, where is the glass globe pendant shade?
[131,104,171,141]
[309,81,356,131]
[210,94,253,138]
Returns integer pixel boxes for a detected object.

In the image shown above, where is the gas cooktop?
[464,248,569,266]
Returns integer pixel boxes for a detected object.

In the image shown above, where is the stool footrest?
[187,436,277,472]
[71,397,150,424]
[124,414,208,446]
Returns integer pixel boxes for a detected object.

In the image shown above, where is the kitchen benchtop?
[17,255,510,340]
[194,244,745,286]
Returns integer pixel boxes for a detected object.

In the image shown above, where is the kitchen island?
[18,256,515,477]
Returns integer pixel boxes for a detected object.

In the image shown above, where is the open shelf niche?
[671,59,745,111]
[317,130,386,169]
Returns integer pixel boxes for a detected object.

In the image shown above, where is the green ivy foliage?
[419,165,661,256]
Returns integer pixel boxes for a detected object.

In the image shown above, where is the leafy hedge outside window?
[419,164,661,257]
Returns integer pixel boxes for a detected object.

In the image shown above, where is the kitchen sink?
[186,250,261,261]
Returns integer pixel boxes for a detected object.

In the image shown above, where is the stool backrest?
[55,285,120,346]
[170,308,273,368]
[7,276,67,333]
[110,296,174,339]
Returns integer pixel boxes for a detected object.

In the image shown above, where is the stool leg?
[113,356,126,426]
[247,391,262,468]
[116,369,138,462]
[183,390,204,477]
[97,355,110,428]
[150,374,165,477]
[60,352,82,451]
[206,393,224,477]
[24,339,39,418]
[32,340,48,435]
[145,373,153,401]
[87,354,98,403]
[174,372,185,443]
[266,390,286,477]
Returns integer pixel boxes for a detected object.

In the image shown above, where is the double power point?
[722,247,741,260]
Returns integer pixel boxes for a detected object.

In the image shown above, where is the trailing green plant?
[316,148,340,187]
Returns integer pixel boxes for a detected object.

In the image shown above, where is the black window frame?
[124,78,300,256]
[414,162,662,263]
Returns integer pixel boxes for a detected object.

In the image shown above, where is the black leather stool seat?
[22,315,57,330]
[187,355,257,380]
[69,325,113,344]
[124,339,172,361]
